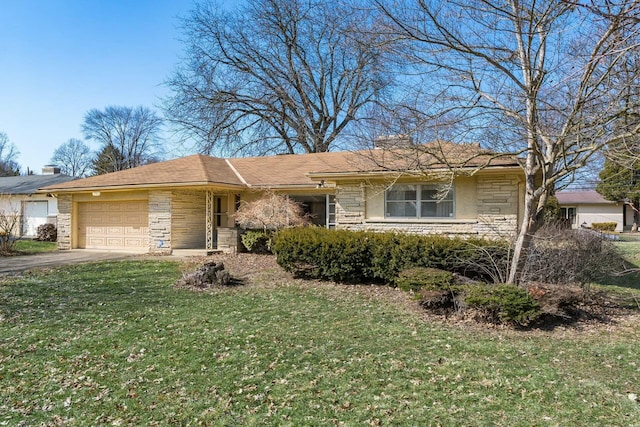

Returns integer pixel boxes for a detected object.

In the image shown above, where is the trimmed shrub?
[273,227,372,283]
[395,267,454,292]
[591,222,617,232]
[463,284,541,326]
[273,227,509,284]
[36,223,57,242]
[241,230,274,253]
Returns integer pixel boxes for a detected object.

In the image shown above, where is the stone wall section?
[476,174,519,216]
[217,227,239,254]
[335,175,520,239]
[149,190,172,254]
[335,183,365,225]
[56,194,72,250]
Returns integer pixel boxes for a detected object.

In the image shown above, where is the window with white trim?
[385,184,454,218]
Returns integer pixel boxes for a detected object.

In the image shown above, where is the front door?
[207,193,229,250]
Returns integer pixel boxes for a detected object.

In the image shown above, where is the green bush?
[463,284,541,326]
[240,230,274,253]
[591,222,617,232]
[273,227,372,282]
[273,228,509,283]
[395,267,454,292]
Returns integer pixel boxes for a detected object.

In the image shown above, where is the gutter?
[37,181,246,194]
[307,165,523,180]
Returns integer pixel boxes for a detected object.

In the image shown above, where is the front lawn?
[594,241,640,290]
[10,239,58,254]
[1,259,639,425]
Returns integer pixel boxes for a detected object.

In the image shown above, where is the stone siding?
[149,190,172,254]
[335,183,365,225]
[476,174,519,215]
[217,227,240,254]
[56,194,72,250]
[335,175,520,239]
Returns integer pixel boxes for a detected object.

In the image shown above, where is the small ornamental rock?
[176,261,232,288]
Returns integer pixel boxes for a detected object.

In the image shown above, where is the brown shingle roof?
[556,190,615,205]
[42,155,242,191]
[41,142,522,192]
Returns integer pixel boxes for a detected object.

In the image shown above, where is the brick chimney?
[42,165,61,175]
[374,134,413,149]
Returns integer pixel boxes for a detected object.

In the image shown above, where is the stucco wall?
[577,203,623,231]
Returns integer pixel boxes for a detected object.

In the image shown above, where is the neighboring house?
[40,142,526,253]
[556,190,631,232]
[0,166,77,237]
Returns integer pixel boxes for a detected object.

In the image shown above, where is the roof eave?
[38,181,247,194]
[307,164,523,180]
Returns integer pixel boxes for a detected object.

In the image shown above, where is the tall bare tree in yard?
[82,106,163,173]
[164,0,394,156]
[376,0,640,283]
[50,138,93,177]
[0,132,20,177]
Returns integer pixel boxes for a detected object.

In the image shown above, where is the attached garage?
[77,201,149,250]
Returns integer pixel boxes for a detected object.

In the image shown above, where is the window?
[289,194,335,228]
[560,207,576,225]
[386,184,454,218]
[327,194,336,229]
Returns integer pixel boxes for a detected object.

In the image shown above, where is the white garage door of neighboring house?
[23,201,49,237]
[77,201,149,250]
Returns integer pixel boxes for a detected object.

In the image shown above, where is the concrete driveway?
[0,250,143,277]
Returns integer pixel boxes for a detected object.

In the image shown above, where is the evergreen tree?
[597,158,640,231]
[92,144,125,175]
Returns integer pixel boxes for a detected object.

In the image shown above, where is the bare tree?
[235,191,309,230]
[0,194,21,254]
[164,0,395,156]
[0,132,20,176]
[375,0,640,283]
[82,106,163,171]
[50,138,93,177]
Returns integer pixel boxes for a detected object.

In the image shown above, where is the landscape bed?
[0,256,639,425]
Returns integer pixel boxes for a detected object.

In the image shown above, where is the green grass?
[1,260,639,426]
[593,241,640,291]
[11,239,58,254]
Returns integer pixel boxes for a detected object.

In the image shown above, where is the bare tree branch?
[82,106,163,173]
[375,0,640,283]
[163,0,396,156]
[50,139,93,177]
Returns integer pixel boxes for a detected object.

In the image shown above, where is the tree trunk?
[508,200,537,284]
[507,173,544,284]
[633,199,640,232]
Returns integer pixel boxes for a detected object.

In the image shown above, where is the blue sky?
[0,0,203,174]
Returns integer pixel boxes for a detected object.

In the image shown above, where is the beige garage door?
[77,201,149,250]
